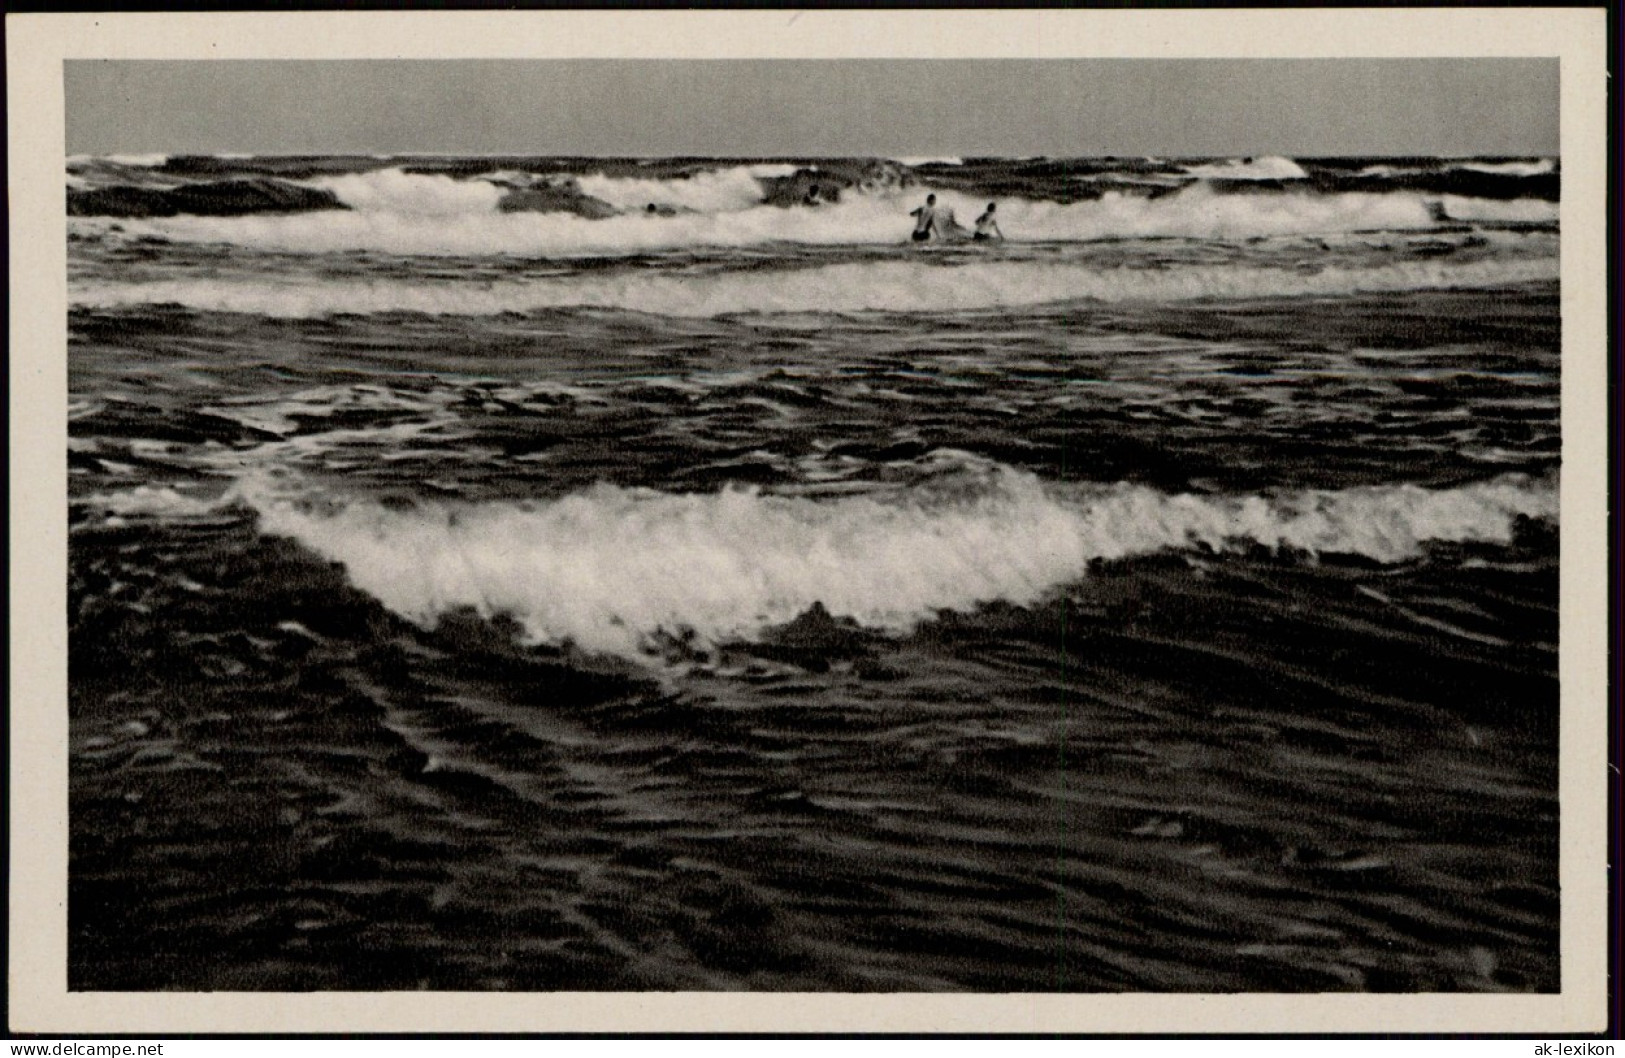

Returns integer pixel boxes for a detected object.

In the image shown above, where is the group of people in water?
[910,193,1003,243]
[643,187,1004,244]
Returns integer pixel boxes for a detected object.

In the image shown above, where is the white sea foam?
[101,153,171,168]
[305,164,796,217]
[84,174,1524,257]
[1182,156,1309,181]
[80,485,225,520]
[1353,159,1556,181]
[69,255,1560,319]
[575,164,795,213]
[976,185,1437,241]
[1456,159,1556,177]
[1437,196,1561,224]
[308,168,506,216]
[236,468,1557,659]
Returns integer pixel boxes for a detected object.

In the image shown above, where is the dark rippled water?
[68,153,1560,991]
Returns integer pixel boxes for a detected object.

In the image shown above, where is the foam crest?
[100,153,171,168]
[244,470,1555,660]
[1438,195,1561,223]
[1183,156,1309,181]
[1456,159,1555,177]
[307,168,505,216]
[70,255,1560,319]
[981,185,1436,241]
[575,164,795,213]
[1357,159,1557,180]
[77,485,227,520]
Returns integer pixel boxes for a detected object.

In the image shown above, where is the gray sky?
[65,59,1558,158]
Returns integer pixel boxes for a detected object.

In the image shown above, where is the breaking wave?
[73,177,1560,258]
[88,153,171,168]
[220,465,1556,659]
[1438,195,1564,224]
[574,164,798,213]
[1183,156,1310,181]
[1457,159,1556,177]
[69,254,1559,318]
[308,168,505,216]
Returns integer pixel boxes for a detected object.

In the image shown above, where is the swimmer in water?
[973,202,1003,242]
[910,194,942,242]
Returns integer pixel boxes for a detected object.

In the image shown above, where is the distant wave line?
[70,255,1560,319]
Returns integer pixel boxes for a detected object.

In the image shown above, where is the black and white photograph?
[8,8,1610,1036]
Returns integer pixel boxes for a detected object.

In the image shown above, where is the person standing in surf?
[910,193,943,242]
[973,202,1004,242]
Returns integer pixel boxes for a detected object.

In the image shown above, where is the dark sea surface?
[67,153,1560,991]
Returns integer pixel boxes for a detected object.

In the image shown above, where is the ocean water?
[67,153,1560,991]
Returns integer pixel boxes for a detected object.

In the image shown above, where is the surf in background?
[67,152,1558,255]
